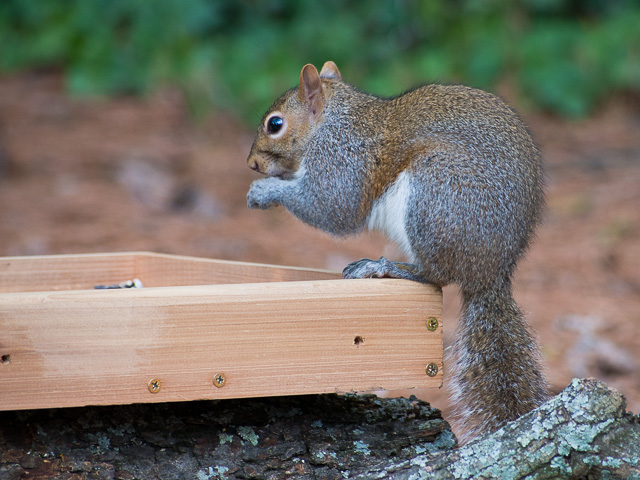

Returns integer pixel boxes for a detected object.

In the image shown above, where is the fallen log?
[0,393,454,479]
[388,378,640,479]
[1,378,638,479]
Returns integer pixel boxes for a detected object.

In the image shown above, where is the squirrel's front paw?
[247,179,280,210]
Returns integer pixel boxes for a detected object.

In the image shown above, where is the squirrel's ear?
[298,64,324,118]
[319,61,342,81]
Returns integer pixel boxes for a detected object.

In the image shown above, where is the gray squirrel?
[246,61,549,442]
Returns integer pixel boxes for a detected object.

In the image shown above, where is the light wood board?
[0,251,342,293]
[0,253,442,411]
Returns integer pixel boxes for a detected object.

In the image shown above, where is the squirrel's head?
[247,61,342,179]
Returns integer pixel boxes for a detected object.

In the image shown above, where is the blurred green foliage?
[1,0,639,121]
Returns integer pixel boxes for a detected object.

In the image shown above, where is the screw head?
[148,378,162,393]
[426,317,439,331]
[213,373,226,388]
[425,363,439,377]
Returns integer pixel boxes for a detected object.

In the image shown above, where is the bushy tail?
[448,283,549,443]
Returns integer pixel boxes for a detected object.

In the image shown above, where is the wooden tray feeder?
[0,252,442,411]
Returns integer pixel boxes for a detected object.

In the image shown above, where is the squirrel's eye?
[266,115,284,135]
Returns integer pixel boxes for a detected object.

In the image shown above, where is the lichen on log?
[1,379,638,479]
[387,378,640,479]
[0,393,454,479]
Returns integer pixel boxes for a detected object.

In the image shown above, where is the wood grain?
[0,254,442,411]
[0,252,341,293]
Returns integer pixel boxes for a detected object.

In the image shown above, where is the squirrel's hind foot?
[343,257,425,283]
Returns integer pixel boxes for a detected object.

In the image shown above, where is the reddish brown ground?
[1,73,639,426]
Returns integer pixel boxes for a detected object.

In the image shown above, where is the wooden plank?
[136,252,342,287]
[0,252,138,293]
[0,252,341,293]
[0,278,442,411]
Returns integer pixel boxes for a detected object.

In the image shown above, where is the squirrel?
[246,61,549,442]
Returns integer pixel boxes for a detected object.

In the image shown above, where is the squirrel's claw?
[343,258,378,279]
[343,257,425,283]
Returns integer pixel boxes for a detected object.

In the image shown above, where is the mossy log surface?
[0,393,454,479]
[1,379,638,479]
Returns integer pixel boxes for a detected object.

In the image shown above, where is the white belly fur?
[367,171,414,260]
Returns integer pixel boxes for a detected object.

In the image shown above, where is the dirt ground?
[1,72,639,425]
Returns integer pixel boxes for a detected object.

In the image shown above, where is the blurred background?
[1,0,639,423]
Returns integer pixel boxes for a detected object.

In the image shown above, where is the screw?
[148,378,162,393]
[425,363,439,377]
[426,317,439,331]
[213,373,226,388]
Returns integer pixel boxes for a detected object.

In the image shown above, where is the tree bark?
[1,379,638,479]
[387,378,640,479]
[0,393,454,479]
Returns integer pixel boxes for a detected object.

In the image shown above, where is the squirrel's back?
[344,83,545,292]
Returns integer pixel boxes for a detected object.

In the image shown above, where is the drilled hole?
[353,336,364,346]
[1,354,11,365]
